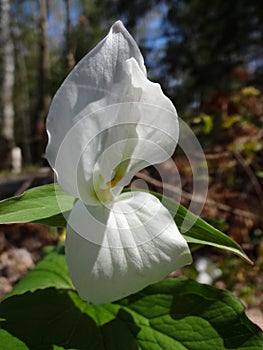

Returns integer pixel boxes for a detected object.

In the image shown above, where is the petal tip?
[111,20,124,33]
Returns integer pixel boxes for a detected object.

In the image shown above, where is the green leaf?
[0,329,29,350]
[3,252,73,300]
[0,289,104,350]
[0,184,74,227]
[0,279,262,349]
[120,279,263,350]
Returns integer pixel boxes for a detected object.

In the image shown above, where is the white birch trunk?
[0,0,15,142]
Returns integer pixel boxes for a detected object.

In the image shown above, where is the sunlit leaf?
[120,279,263,350]
[222,114,241,128]
[241,86,261,96]
[0,279,262,349]
[192,113,213,134]
[0,184,74,227]
[201,113,213,134]
[0,329,29,350]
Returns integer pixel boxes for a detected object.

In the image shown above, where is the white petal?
[128,57,179,162]
[65,191,192,304]
[46,21,179,206]
[46,21,145,200]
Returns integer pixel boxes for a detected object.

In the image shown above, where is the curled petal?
[46,21,179,205]
[66,191,192,304]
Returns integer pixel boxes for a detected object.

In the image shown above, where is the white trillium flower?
[46,20,192,304]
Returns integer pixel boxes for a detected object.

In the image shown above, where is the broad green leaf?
[0,184,74,227]
[119,279,263,350]
[0,329,29,350]
[0,289,104,350]
[4,252,73,299]
[0,279,262,349]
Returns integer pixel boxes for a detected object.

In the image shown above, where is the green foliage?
[0,252,262,349]
[2,4,262,348]
[0,329,29,350]
[0,183,262,348]
[0,184,250,262]
[0,184,74,227]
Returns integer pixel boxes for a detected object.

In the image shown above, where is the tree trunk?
[64,0,75,73]
[33,0,51,162]
[0,0,15,142]
[0,0,16,170]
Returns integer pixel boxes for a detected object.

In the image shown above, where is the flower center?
[93,159,130,204]
[109,174,122,188]
[94,173,123,204]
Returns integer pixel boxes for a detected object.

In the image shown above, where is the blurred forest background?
[0,0,263,323]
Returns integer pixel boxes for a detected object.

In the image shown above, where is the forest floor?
[0,159,263,330]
